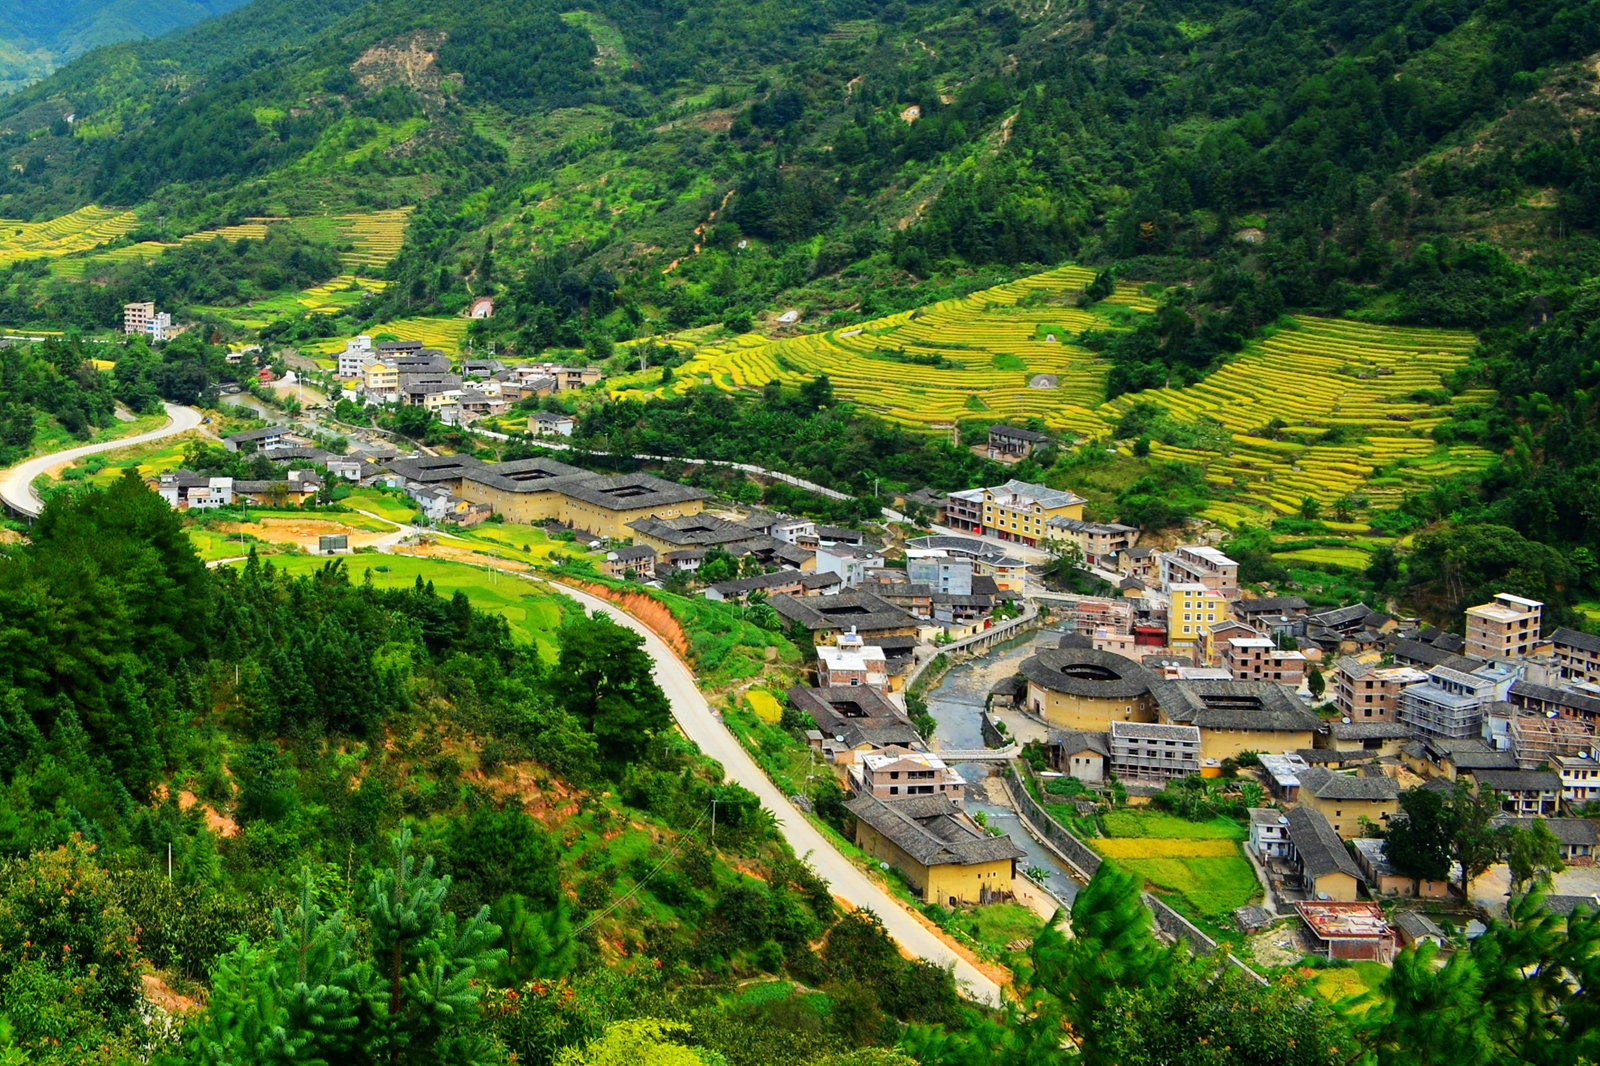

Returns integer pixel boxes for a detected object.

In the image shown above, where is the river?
[925,630,1082,905]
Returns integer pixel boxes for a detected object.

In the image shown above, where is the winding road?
[547,579,1004,1005]
[5,405,1007,1002]
[0,401,204,519]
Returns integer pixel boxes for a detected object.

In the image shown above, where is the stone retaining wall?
[1002,763,1267,985]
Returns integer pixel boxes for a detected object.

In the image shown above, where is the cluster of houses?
[332,335,599,427]
[994,587,1600,928]
[785,634,1026,907]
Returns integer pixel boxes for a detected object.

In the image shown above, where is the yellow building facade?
[1169,585,1228,647]
[852,819,1015,905]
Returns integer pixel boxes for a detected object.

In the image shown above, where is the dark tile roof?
[225,424,291,443]
[608,545,657,562]
[989,424,1051,441]
[1551,627,1600,655]
[844,792,1025,867]
[1542,895,1600,916]
[1285,805,1364,882]
[768,591,918,634]
[708,570,807,595]
[799,571,843,590]
[627,514,758,546]
[786,686,918,751]
[1234,596,1309,615]
[1151,678,1320,733]
[1491,816,1598,847]
[1391,639,1481,673]
[1048,729,1110,756]
[1511,680,1600,717]
[1394,911,1445,940]
[1019,647,1157,700]
[1471,769,1562,793]
[1297,765,1400,801]
[1329,721,1417,741]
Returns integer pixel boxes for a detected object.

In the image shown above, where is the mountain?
[0,0,252,93]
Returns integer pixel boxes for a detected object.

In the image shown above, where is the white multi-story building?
[337,335,375,377]
[817,629,888,689]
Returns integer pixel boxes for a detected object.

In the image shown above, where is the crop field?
[0,206,141,268]
[1091,838,1260,923]
[746,689,783,724]
[304,315,470,354]
[1100,810,1246,840]
[609,265,1157,437]
[1106,316,1493,525]
[277,209,412,271]
[611,265,1495,553]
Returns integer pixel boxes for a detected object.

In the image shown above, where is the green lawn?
[951,902,1046,956]
[342,487,420,523]
[1312,961,1390,1006]
[1101,809,1248,840]
[219,553,575,658]
[1091,808,1258,928]
[1107,854,1261,926]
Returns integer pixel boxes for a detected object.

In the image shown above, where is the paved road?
[0,402,204,519]
[547,578,1003,1005]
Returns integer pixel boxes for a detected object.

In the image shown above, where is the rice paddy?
[1092,808,1259,925]
[0,206,141,268]
[609,264,1153,438]
[303,315,471,354]
[617,264,1499,552]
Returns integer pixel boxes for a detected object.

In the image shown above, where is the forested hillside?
[0,1,251,93]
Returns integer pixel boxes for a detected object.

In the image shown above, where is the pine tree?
[367,826,504,1066]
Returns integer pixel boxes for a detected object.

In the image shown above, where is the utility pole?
[166,842,172,880]
[710,798,718,845]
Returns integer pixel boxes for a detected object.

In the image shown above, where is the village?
[133,330,1600,980]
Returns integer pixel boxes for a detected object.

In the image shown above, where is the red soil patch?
[561,580,692,659]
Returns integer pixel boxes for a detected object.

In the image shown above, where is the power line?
[574,802,712,936]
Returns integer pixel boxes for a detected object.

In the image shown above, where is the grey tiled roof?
[1471,769,1562,793]
[1491,816,1598,847]
[1285,805,1363,882]
[1297,765,1400,801]
[1151,678,1319,733]
[845,792,1025,867]
[1550,627,1600,654]
[1329,721,1417,740]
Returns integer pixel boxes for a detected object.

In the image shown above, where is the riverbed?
[925,629,1082,905]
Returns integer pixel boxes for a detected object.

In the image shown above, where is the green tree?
[1446,781,1504,901]
[1384,787,1454,891]
[552,611,674,768]
[186,830,504,1066]
[1306,664,1325,700]
[1500,818,1566,894]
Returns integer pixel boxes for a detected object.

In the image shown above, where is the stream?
[924,630,1082,905]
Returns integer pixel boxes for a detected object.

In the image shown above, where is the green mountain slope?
[0,0,1598,371]
[0,0,254,92]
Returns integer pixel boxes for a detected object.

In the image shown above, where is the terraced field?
[611,265,1156,437]
[1104,316,1494,522]
[303,315,470,354]
[611,264,1501,554]
[0,206,141,267]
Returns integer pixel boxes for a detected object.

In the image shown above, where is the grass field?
[1100,810,1248,840]
[220,553,575,658]
[746,689,783,724]
[343,488,420,523]
[1093,809,1258,925]
[1311,962,1389,1005]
